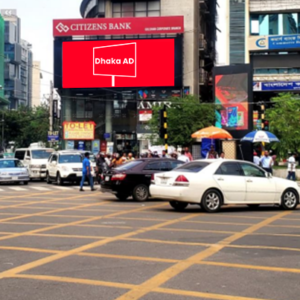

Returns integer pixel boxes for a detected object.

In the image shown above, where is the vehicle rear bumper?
[0,176,30,182]
[150,185,195,203]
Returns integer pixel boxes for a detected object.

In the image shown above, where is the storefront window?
[112,1,160,17]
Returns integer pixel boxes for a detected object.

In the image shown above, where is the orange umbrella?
[191,126,232,139]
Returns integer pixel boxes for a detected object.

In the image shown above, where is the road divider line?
[112,210,292,300]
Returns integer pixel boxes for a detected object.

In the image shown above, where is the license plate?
[160,179,167,185]
[12,176,18,180]
[105,176,110,182]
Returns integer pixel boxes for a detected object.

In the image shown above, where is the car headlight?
[30,165,41,169]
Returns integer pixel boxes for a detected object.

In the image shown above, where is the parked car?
[0,158,30,185]
[101,158,184,201]
[150,159,300,212]
[15,146,54,180]
[46,151,96,185]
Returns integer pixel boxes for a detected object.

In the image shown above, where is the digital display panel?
[215,73,249,131]
[62,39,176,88]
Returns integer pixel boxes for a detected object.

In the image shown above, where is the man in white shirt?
[260,151,273,174]
[253,152,260,166]
[178,150,190,163]
[287,153,297,181]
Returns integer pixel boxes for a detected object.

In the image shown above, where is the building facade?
[0,14,8,106]
[2,9,33,109]
[31,61,41,107]
[222,0,300,96]
[54,0,217,153]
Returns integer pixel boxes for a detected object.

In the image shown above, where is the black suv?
[101,158,184,201]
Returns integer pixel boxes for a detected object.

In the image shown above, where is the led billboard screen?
[61,39,178,88]
[215,73,249,131]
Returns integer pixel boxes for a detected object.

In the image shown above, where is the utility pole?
[49,81,54,146]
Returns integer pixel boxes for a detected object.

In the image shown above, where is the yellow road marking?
[0,246,60,254]
[155,287,273,300]
[27,233,107,240]
[199,261,300,274]
[113,210,291,300]
[13,274,135,290]
[0,207,199,279]
[0,190,61,201]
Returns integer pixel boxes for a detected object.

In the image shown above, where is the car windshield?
[174,161,211,173]
[59,155,82,164]
[114,160,143,171]
[0,160,24,168]
[32,150,53,159]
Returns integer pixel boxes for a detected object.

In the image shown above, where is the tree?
[1,104,50,148]
[266,93,300,159]
[148,95,215,147]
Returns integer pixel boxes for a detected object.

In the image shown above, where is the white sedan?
[150,159,300,213]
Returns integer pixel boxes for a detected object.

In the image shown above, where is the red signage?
[53,16,184,37]
[63,39,175,88]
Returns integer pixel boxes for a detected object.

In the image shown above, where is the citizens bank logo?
[93,43,137,87]
[56,22,69,33]
[256,38,267,48]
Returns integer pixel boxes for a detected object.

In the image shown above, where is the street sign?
[47,131,59,142]
[104,133,111,139]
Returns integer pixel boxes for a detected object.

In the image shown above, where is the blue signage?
[47,131,59,142]
[254,81,300,91]
[78,141,85,151]
[92,140,100,154]
[269,35,300,50]
[104,133,111,139]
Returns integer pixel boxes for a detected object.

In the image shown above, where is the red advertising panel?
[53,16,184,37]
[63,39,175,88]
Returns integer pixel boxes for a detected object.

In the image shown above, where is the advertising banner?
[47,131,59,142]
[253,81,300,91]
[249,34,300,51]
[92,140,100,154]
[53,16,184,37]
[62,39,175,88]
[139,110,152,122]
[63,122,95,140]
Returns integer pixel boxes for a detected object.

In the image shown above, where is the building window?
[251,13,300,35]
[254,68,300,74]
[112,1,160,18]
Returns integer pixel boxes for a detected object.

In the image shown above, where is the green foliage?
[148,95,215,147]
[266,93,300,159]
[1,104,50,148]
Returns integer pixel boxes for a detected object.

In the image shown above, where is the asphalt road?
[0,181,300,300]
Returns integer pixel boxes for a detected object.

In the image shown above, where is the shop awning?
[0,95,10,106]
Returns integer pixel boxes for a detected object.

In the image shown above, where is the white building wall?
[250,0,300,13]
[31,61,41,107]
[161,0,199,96]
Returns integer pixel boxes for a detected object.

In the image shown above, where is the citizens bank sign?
[53,16,184,37]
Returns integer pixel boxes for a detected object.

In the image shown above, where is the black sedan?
[101,158,184,201]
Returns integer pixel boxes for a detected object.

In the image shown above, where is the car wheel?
[133,184,149,202]
[247,204,260,209]
[116,193,129,201]
[169,201,188,211]
[281,189,299,210]
[46,173,52,184]
[201,189,222,213]
[57,173,64,186]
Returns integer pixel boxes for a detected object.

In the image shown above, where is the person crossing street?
[80,152,96,192]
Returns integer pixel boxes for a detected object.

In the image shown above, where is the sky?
[1,0,82,99]
[2,0,226,99]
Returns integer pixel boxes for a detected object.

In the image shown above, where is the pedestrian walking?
[219,151,225,159]
[80,152,96,192]
[184,147,193,161]
[178,150,190,163]
[206,145,218,159]
[260,151,273,174]
[287,153,297,181]
[121,152,128,163]
[127,153,135,161]
[253,152,260,166]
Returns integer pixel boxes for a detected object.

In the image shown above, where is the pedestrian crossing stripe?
[8,187,27,191]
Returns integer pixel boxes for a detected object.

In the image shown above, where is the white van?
[14,147,54,180]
